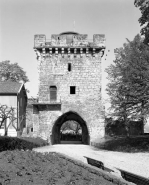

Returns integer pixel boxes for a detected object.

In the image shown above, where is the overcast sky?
[0,0,141,99]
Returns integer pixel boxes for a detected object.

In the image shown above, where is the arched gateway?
[52,111,89,144]
[32,32,106,145]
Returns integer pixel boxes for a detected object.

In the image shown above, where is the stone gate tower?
[33,32,106,145]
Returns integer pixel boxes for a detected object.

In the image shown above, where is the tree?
[0,61,29,83]
[0,105,16,136]
[106,34,149,135]
[61,120,81,135]
[0,104,27,136]
[134,0,149,45]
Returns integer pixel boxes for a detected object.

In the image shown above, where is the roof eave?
[0,93,17,95]
[18,83,23,94]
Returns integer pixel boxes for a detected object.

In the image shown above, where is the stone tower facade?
[33,32,106,144]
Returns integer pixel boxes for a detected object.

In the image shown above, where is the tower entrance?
[52,111,89,145]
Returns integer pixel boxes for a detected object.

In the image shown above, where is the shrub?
[0,136,48,152]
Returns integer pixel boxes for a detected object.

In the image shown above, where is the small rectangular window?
[31,128,33,132]
[70,86,76,94]
[68,63,71,71]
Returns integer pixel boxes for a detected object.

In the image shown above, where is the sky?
[0,0,141,101]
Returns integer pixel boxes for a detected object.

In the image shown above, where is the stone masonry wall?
[37,53,105,143]
[23,99,40,137]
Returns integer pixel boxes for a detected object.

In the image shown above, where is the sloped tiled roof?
[0,81,23,94]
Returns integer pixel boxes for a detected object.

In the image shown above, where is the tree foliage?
[0,61,29,83]
[61,120,81,135]
[106,34,149,127]
[134,0,149,45]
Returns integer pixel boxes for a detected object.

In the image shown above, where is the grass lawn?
[0,150,126,185]
[93,135,149,153]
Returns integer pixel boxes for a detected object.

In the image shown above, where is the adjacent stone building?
[33,31,106,144]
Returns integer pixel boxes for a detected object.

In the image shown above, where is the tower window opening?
[50,86,57,101]
[70,86,76,94]
[68,63,71,71]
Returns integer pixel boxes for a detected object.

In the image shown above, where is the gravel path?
[33,144,149,179]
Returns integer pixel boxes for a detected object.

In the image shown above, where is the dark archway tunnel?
[52,111,89,145]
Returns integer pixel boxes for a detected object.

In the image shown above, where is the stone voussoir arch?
[51,111,90,145]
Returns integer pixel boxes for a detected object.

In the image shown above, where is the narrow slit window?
[50,86,57,101]
[20,98,22,107]
[68,63,71,71]
[70,86,76,94]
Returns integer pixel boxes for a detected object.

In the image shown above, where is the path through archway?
[52,111,89,144]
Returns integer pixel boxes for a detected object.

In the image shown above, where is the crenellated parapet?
[34,32,106,57]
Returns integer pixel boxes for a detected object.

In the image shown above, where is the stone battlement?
[34,31,106,49]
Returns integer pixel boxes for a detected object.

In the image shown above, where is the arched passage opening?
[52,111,89,145]
[60,120,82,144]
